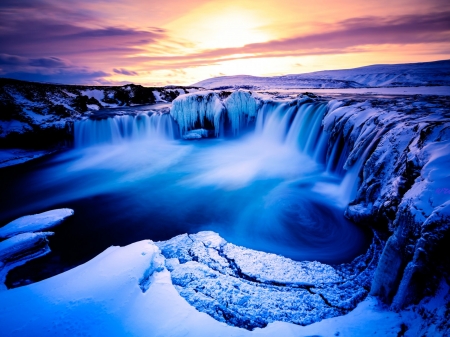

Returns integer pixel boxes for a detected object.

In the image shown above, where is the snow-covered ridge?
[193,59,450,89]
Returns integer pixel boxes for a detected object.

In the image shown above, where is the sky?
[0,0,449,86]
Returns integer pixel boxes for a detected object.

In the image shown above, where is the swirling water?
[0,104,371,286]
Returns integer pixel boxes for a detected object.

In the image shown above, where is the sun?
[165,6,273,50]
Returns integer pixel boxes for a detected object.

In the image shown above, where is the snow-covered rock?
[0,209,74,239]
[0,232,53,289]
[0,236,446,336]
[319,95,450,308]
[156,231,382,329]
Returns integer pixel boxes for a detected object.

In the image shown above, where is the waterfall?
[74,113,179,147]
[73,96,359,193]
[250,100,335,171]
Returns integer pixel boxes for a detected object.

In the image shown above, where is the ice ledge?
[0,208,74,239]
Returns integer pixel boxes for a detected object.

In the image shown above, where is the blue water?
[0,105,371,286]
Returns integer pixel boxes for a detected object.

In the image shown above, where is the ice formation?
[170,91,224,135]
[225,90,260,134]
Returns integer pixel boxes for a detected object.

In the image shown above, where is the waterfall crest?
[74,113,179,147]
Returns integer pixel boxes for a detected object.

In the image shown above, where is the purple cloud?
[113,68,138,76]
[136,11,450,65]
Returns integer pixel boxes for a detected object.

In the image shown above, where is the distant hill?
[193,60,450,90]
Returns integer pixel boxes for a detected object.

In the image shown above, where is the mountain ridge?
[193,59,450,89]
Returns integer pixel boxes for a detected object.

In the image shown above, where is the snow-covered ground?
[0,236,447,336]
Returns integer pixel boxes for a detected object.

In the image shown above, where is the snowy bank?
[0,236,447,336]
[0,208,74,239]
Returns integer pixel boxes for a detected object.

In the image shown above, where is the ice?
[225,90,260,134]
[182,128,210,139]
[156,231,381,329]
[170,91,224,135]
[0,209,74,239]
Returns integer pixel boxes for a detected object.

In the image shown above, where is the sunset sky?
[0,0,449,86]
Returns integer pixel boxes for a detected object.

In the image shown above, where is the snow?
[0,232,53,290]
[152,90,165,102]
[0,119,32,136]
[193,60,450,89]
[24,109,48,123]
[81,89,104,102]
[0,149,54,168]
[87,104,100,110]
[277,86,450,96]
[0,209,74,239]
[170,91,225,135]
[0,236,446,336]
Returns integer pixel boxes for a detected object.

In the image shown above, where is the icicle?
[170,91,225,136]
[225,90,260,135]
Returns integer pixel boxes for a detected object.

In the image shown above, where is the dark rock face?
[322,95,450,308]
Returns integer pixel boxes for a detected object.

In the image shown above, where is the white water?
[74,113,179,147]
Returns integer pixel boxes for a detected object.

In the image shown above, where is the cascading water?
[74,113,179,147]
[1,94,372,288]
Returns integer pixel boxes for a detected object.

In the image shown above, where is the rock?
[156,231,382,330]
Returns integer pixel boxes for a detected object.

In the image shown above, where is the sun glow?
[165,6,274,50]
